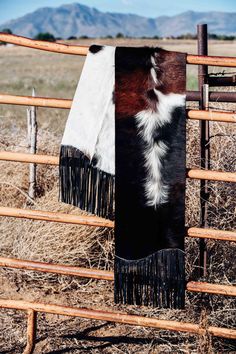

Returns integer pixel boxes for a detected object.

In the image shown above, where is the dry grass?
[0,39,235,353]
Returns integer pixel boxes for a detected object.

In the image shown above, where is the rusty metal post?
[198,24,209,277]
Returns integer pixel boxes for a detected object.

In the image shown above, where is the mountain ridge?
[1,3,235,38]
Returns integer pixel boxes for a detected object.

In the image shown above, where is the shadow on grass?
[44,322,190,353]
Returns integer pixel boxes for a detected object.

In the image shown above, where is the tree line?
[1,28,235,42]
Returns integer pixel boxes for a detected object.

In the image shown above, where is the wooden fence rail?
[0,206,113,228]
[1,33,236,68]
[0,256,235,296]
[0,298,236,339]
[0,151,235,182]
[0,206,236,242]
[0,93,235,123]
[1,92,236,106]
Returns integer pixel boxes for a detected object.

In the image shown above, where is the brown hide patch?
[154,50,186,95]
[115,68,157,119]
[115,48,186,119]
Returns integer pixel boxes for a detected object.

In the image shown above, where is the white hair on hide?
[135,75,185,206]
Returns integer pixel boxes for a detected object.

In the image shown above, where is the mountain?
[156,11,236,37]
[1,3,235,38]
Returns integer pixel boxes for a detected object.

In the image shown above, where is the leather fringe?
[59,145,115,220]
[114,249,185,308]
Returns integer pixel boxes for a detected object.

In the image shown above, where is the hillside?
[0,3,236,38]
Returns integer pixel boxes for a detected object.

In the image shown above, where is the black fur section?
[59,145,114,220]
[115,46,159,72]
[89,45,104,54]
[114,249,185,308]
[115,108,186,259]
[114,46,186,307]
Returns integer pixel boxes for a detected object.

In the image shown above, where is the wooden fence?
[0,24,236,353]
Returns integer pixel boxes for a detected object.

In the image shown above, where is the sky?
[0,0,235,24]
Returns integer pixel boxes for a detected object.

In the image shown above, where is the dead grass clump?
[0,184,113,274]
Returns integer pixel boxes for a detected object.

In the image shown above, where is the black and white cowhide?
[59,45,187,308]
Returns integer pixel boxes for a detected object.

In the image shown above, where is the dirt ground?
[0,39,235,353]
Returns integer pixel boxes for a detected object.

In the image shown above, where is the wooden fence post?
[23,309,37,354]
[27,88,37,199]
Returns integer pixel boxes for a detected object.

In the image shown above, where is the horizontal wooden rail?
[0,256,113,280]
[0,94,71,109]
[0,151,235,182]
[0,33,88,55]
[0,151,59,165]
[1,93,236,106]
[0,206,235,242]
[0,298,235,338]
[187,54,236,68]
[1,33,236,67]
[0,206,113,228]
[186,168,236,183]
[188,227,236,242]
[0,94,236,121]
[186,281,236,297]
[0,256,235,296]
[188,110,236,123]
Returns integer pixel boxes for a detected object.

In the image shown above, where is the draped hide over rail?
[59,45,187,308]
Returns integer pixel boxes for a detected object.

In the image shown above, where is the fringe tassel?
[114,249,185,308]
[59,145,115,220]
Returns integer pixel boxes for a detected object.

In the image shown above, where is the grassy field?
[0,39,236,134]
[0,39,235,353]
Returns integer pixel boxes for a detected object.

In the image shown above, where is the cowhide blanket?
[59,45,186,308]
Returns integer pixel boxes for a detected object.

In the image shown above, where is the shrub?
[116,32,124,38]
[0,28,13,45]
[34,32,56,42]
[67,36,77,40]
